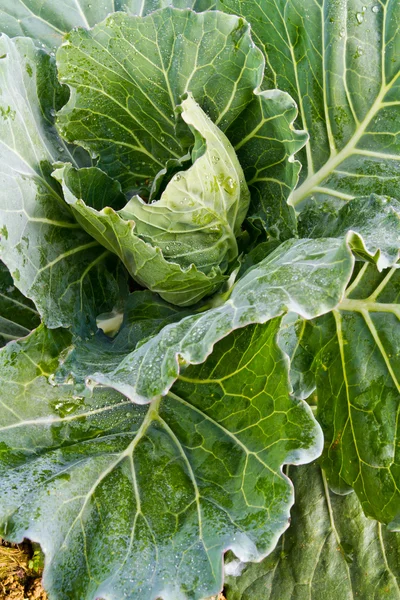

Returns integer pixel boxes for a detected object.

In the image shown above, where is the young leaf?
[224,463,400,600]
[0,36,125,333]
[0,321,322,600]
[121,93,250,272]
[218,0,400,211]
[56,8,264,194]
[309,263,400,525]
[0,261,40,347]
[53,162,227,307]
[54,94,251,305]
[65,237,354,402]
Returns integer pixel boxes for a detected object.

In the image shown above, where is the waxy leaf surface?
[310,263,400,525]
[0,261,40,347]
[0,1,214,51]
[224,463,400,600]
[300,194,400,270]
[218,0,400,211]
[0,321,322,600]
[0,36,123,333]
[56,8,264,195]
[62,237,354,402]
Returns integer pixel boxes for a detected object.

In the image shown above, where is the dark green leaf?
[227,90,308,240]
[0,36,125,333]
[0,320,322,600]
[224,463,400,600]
[309,263,400,525]
[56,8,264,194]
[218,0,400,211]
[0,261,40,346]
[65,237,354,402]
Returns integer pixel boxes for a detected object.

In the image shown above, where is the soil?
[0,539,227,600]
[0,539,47,600]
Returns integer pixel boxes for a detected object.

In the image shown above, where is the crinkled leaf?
[63,237,354,402]
[309,263,400,525]
[224,463,400,600]
[120,94,250,272]
[278,312,316,401]
[54,94,250,305]
[56,8,264,195]
[218,0,400,211]
[0,320,322,600]
[0,1,214,52]
[0,36,125,333]
[299,194,400,270]
[57,290,192,384]
[227,90,308,240]
[53,165,227,308]
[0,261,40,347]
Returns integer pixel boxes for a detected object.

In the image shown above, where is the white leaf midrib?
[290,69,400,207]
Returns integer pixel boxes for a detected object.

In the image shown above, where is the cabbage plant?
[0,1,399,599]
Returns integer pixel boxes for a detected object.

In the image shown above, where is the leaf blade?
[0,320,322,600]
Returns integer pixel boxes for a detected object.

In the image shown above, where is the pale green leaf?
[53,162,227,308]
[224,463,400,600]
[120,94,250,272]
[54,94,250,305]
[0,261,40,347]
[0,35,124,333]
[0,0,213,52]
[218,0,400,211]
[63,237,354,402]
[278,312,316,401]
[309,263,400,525]
[0,320,322,600]
[56,8,264,194]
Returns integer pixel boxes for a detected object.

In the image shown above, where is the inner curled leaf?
[54,95,250,306]
[120,93,250,274]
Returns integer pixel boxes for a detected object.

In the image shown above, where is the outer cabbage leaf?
[0,35,124,333]
[0,321,322,600]
[58,237,355,402]
[0,1,215,51]
[218,0,400,211]
[57,291,193,385]
[227,90,308,240]
[224,463,400,600]
[0,260,40,347]
[54,94,250,306]
[56,8,265,195]
[309,263,400,525]
[299,194,400,271]
[278,313,316,401]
